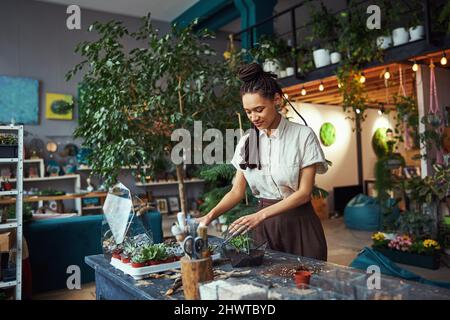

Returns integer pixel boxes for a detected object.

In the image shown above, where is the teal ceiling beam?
[172,0,238,31]
[233,0,277,49]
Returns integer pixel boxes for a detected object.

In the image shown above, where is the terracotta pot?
[294,270,311,288]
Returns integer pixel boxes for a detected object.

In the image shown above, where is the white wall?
[286,102,397,211]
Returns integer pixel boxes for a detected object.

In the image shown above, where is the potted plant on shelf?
[0,133,18,158]
[308,2,338,68]
[406,0,425,42]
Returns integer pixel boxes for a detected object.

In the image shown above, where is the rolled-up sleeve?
[230,134,248,172]
[300,128,328,174]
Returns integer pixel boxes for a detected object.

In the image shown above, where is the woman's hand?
[196,213,212,227]
[228,211,266,235]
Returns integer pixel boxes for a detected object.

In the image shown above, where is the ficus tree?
[67,15,242,217]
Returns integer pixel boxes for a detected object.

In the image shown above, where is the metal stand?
[0,125,23,300]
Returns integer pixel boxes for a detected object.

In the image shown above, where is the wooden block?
[180,256,214,300]
[0,231,15,253]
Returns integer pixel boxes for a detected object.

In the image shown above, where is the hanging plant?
[392,94,420,149]
[334,3,384,127]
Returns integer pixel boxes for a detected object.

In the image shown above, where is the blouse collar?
[259,114,287,139]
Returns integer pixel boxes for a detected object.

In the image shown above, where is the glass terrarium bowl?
[219,230,267,268]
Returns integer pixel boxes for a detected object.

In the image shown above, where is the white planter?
[377,35,392,49]
[330,52,341,64]
[263,59,280,74]
[285,67,295,76]
[279,70,287,78]
[409,25,424,41]
[312,49,330,68]
[392,27,409,46]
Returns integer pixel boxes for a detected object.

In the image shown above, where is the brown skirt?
[253,198,328,261]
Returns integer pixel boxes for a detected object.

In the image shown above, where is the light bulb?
[378,109,383,116]
[301,87,306,96]
[359,73,366,83]
[319,82,324,91]
[441,54,447,66]
[337,82,342,88]
[284,93,289,100]
[384,69,390,79]
[412,60,418,72]
[356,108,361,114]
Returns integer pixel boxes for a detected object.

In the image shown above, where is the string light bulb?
[412,59,418,72]
[441,51,447,66]
[359,72,366,84]
[319,82,324,91]
[384,68,391,80]
[301,86,306,96]
[378,103,385,116]
[284,93,289,100]
[355,108,361,114]
[337,82,342,88]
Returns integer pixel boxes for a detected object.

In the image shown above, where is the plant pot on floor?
[409,25,425,41]
[330,52,341,64]
[392,27,409,46]
[377,35,392,49]
[313,49,330,68]
[0,145,18,158]
[373,247,440,270]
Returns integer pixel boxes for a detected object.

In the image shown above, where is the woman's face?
[242,93,281,129]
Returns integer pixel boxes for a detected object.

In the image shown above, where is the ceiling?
[283,49,450,108]
[33,0,199,21]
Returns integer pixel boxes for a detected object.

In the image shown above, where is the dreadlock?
[237,63,308,170]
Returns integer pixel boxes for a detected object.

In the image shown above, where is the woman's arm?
[229,164,317,234]
[198,170,247,226]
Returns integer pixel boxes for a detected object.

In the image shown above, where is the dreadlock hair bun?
[238,63,281,100]
[238,63,277,83]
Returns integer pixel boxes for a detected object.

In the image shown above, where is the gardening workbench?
[85,238,450,300]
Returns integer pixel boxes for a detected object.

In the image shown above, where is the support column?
[233,0,277,48]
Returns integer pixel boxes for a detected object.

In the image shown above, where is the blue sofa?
[24,210,162,294]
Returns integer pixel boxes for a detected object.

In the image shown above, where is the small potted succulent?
[0,134,18,158]
[130,252,147,268]
[222,234,266,268]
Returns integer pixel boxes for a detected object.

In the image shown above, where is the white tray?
[111,253,221,280]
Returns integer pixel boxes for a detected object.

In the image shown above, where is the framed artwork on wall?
[0,75,39,125]
[45,93,74,120]
[167,196,180,213]
[156,198,169,214]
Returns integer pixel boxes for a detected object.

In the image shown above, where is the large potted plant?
[0,133,18,158]
[67,16,229,218]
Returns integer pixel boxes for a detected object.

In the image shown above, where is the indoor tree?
[66,15,231,217]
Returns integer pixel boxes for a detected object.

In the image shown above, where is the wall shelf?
[0,220,18,230]
[135,179,205,187]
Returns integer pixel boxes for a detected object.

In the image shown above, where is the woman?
[198,63,328,261]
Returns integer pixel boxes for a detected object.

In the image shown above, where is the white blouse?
[230,115,328,200]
